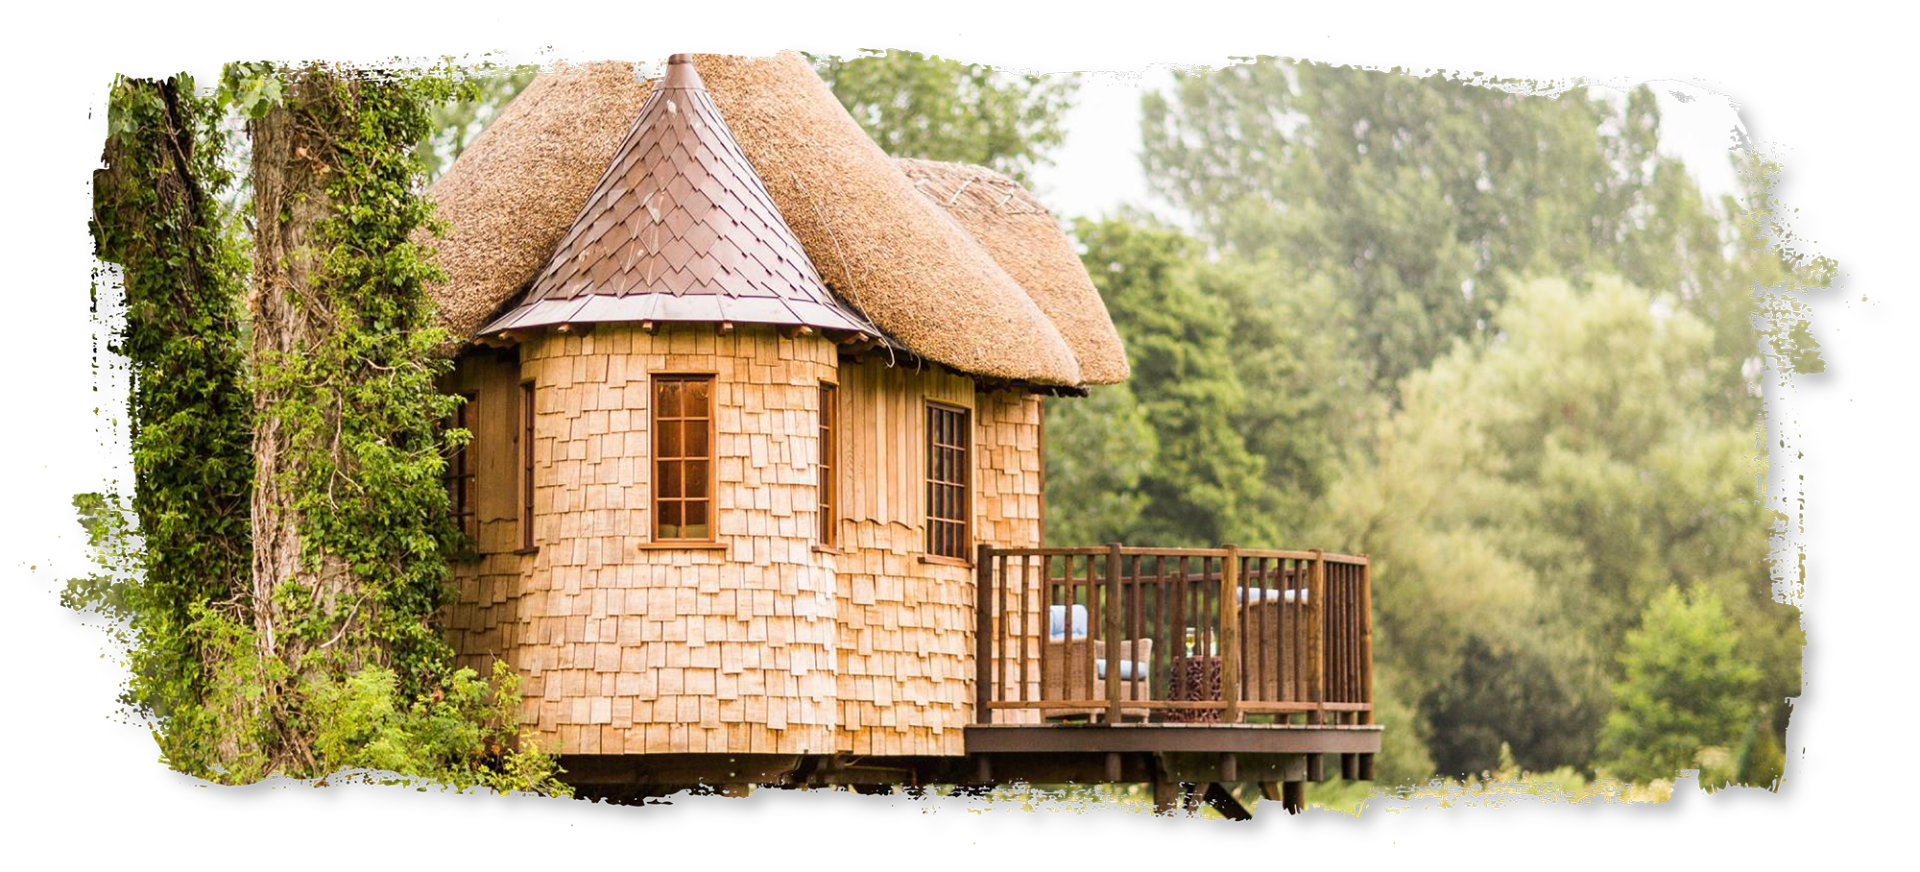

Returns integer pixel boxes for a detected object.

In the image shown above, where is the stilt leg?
[1282,780,1305,814]
[1152,779,1181,815]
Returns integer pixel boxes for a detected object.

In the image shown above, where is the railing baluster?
[1043,554,1057,704]
[1308,549,1326,725]
[1106,543,1123,723]
[1221,545,1240,724]
[1153,554,1167,711]
[1172,554,1187,717]
[1082,554,1097,706]
[975,543,993,725]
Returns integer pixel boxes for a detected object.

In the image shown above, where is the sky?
[1029,63,1749,224]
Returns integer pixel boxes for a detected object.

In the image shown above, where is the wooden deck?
[964,722,1382,755]
[973,544,1374,729]
[964,542,1379,810]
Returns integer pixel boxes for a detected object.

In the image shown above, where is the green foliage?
[90,74,256,757]
[416,64,536,181]
[77,65,563,794]
[250,67,467,694]
[1420,634,1600,777]
[1142,60,1792,401]
[58,492,140,621]
[813,49,1077,184]
[1049,213,1363,549]
[1061,215,1268,546]
[1313,276,1795,779]
[1599,586,1761,783]
[307,661,571,795]
[1043,382,1156,546]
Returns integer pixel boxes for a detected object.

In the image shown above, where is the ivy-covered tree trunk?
[91,75,255,773]
[243,62,370,706]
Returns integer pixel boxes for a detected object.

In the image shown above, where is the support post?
[1360,555,1374,726]
[1307,549,1326,725]
[1105,542,1124,724]
[1221,545,1241,724]
[976,543,994,725]
[1152,779,1180,815]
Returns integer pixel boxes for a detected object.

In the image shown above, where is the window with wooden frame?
[818,382,837,547]
[445,393,478,541]
[925,402,971,561]
[652,374,715,541]
[519,381,536,552]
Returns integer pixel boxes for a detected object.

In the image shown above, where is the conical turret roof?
[480,55,877,336]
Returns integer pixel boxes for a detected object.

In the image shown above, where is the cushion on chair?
[1048,604,1091,640]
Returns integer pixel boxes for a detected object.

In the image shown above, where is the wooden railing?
[974,544,1372,727]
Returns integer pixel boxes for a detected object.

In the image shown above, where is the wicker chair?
[1040,637,1153,722]
[1035,603,1151,720]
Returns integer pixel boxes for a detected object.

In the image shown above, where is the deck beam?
[963,723,1381,756]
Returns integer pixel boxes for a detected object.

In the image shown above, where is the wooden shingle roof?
[480,55,877,337]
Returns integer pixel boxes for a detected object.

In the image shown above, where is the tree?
[813,49,1077,184]
[416,66,537,181]
[1058,215,1272,547]
[90,74,255,766]
[1141,59,1790,403]
[1043,381,1156,547]
[247,66,465,719]
[1599,586,1761,783]
[1312,276,1797,776]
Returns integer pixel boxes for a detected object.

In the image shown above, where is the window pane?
[685,460,710,499]
[687,378,710,417]
[657,379,682,418]
[660,419,683,459]
[658,460,681,498]
[659,500,682,537]
[685,500,708,532]
[685,419,708,459]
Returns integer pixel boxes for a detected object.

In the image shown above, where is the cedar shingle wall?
[466,325,840,755]
[975,391,1046,723]
[447,330,1051,757]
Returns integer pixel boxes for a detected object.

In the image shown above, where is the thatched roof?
[480,56,877,338]
[427,52,1127,388]
[896,159,1129,385]
[426,61,652,347]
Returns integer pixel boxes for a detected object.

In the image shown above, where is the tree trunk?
[247,72,368,689]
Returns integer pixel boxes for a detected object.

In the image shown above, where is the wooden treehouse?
[426,53,1377,817]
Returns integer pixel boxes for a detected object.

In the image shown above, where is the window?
[653,374,714,541]
[818,382,837,547]
[925,402,970,560]
[446,393,478,541]
[520,381,536,551]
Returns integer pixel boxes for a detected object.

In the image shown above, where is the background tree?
[813,49,1078,184]
[1063,215,1271,547]
[417,66,537,181]
[1141,60,1790,403]
[1599,586,1762,783]
[1310,276,1798,777]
